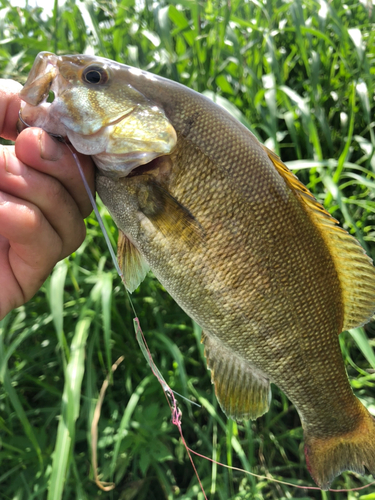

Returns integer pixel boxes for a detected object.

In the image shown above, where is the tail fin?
[304,407,375,490]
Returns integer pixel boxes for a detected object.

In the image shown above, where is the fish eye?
[82,65,109,85]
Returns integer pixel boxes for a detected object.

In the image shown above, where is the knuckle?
[22,204,45,235]
[46,177,66,201]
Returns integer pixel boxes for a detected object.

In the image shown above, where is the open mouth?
[127,155,168,177]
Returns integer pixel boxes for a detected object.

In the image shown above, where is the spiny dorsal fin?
[117,230,150,293]
[202,331,271,421]
[263,145,375,330]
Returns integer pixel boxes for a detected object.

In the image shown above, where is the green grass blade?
[100,272,113,374]
[349,328,375,370]
[109,376,151,477]
[0,319,43,467]
[48,260,69,362]
[47,315,91,500]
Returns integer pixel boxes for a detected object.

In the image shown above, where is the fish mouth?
[95,153,173,183]
[127,155,169,177]
[20,51,177,178]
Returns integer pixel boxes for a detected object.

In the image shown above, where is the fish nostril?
[47,90,55,103]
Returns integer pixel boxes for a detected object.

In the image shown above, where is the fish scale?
[143,136,344,416]
[19,51,375,490]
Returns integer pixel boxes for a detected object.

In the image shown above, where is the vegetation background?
[0,0,375,499]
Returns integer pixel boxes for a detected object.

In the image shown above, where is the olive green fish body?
[20,53,375,489]
[98,123,355,431]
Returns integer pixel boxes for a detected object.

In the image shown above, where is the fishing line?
[65,143,123,280]
[133,317,208,500]
[66,140,375,496]
[18,116,373,496]
[63,141,208,499]
[182,447,375,492]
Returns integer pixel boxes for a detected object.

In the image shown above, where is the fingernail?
[39,130,63,161]
[3,147,23,176]
[0,191,6,205]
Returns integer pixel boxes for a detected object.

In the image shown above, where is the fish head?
[19,52,177,177]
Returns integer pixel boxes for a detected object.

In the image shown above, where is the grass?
[0,0,375,498]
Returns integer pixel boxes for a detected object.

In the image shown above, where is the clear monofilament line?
[65,143,142,318]
[65,142,198,406]
[64,139,374,496]
[64,143,123,279]
[65,142,207,497]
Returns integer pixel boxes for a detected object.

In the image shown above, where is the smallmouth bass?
[19,52,375,490]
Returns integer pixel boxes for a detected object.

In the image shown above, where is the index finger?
[14,127,95,219]
[0,79,23,141]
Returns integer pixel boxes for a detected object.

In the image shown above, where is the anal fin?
[202,331,271,421]
[117,230,150,293]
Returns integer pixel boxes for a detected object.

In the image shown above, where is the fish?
[19,51,375,490]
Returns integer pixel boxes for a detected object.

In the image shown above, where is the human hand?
[0,80,95,320]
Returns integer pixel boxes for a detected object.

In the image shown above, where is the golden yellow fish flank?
[20,52,375,490]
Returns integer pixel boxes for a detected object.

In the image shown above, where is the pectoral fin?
[138,179,203,250]
[117,230,150,293]
[202,331,271,421]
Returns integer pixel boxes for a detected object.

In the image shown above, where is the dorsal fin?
[263,146,375,330]
[117,230,150,293]
[202,331,271,421]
